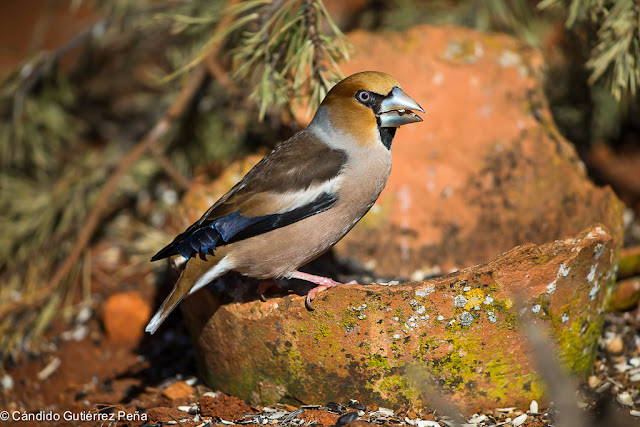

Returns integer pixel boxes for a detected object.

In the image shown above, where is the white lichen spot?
[415,284,435,297]
[463,286,471,292]
[561,313,569,323]
[420,315,429,321]
[409,299,418,307]
[392,334,401,340]
[448,319,456,326]
[454,294,467,308]
[590,280,600,301]
[416,306,426,315]
[587,226,606,239]
[558,263,570,277]
[487,312,497,323]
[484,296,494,305]
[546,280,557,295]
[358,314,366,320]
[460,311,473,327]
[437,315,444,321]
[441,186,453,199]
[532,304,541,314]
[432,72,444,86]
[587,264,598,283]
[593,243,605,259]
[499,50,521,67]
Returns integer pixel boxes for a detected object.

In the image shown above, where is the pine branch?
[539,0,640,100]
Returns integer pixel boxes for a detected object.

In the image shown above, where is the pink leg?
[289,271,358,310]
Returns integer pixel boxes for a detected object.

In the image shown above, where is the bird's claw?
[258,278,280,302]
[304,280,359,311]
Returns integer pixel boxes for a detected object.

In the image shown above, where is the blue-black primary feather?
[150,192,338,261]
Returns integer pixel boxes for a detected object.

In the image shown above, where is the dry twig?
[0,65,207,322]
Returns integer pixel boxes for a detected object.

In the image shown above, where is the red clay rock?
[161,380,196,401]
[103,291,151,344]
[173,26,626,414]
[298,409,340,426]
[608,277,640,311]
[184,225,618,414]
[146,406,192,424]
[199,394,252,420]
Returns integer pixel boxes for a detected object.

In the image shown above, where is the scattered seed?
[607,336,624,354]
[375,407,394,417]
[1,374,14,391]
[348,401,366,411]
[336,411,359,425]
[596,381,612,393]
[511,414,527,426]
[617,392,634,406]
[468,414,486,424]
[529,400,538,414]
[37,357,61,381]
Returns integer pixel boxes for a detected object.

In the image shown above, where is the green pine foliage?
[539,0,640,101]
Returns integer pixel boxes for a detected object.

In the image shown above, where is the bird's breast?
[227,147,392,279]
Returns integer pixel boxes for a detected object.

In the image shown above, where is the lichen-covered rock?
[173,25,626,414]
[183,225,616,414]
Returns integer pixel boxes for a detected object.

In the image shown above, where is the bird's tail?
[145,254,232,334]
[145,282,188,335]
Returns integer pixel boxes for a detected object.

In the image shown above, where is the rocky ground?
[1,282,640,427]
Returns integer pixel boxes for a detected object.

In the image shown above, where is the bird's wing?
[151,131,348,261]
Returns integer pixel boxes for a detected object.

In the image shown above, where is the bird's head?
[312,71,424,149]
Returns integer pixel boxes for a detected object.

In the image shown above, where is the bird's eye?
[357,91,370,102]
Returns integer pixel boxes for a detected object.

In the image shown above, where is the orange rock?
[103,291,151,344]
[180,25,626,415]
[161,380,195,401]
[186,225,618,415]
[608,277,640,311]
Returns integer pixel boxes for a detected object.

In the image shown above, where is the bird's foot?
[288,271,358,310]
[257,278,280,302]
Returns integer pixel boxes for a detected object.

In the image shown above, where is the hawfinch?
[146,71,423,334]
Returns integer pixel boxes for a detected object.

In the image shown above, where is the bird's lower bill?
[378,109,423,127]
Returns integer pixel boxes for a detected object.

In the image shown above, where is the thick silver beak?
[378,87,424,128]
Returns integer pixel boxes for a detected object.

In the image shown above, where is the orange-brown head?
[313,71,424,149]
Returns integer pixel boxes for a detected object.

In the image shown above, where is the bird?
[146,71,424,334]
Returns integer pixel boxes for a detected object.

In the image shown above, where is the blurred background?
[0,0,639,424]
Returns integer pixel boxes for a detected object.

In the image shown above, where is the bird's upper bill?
[377,86,424,128]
